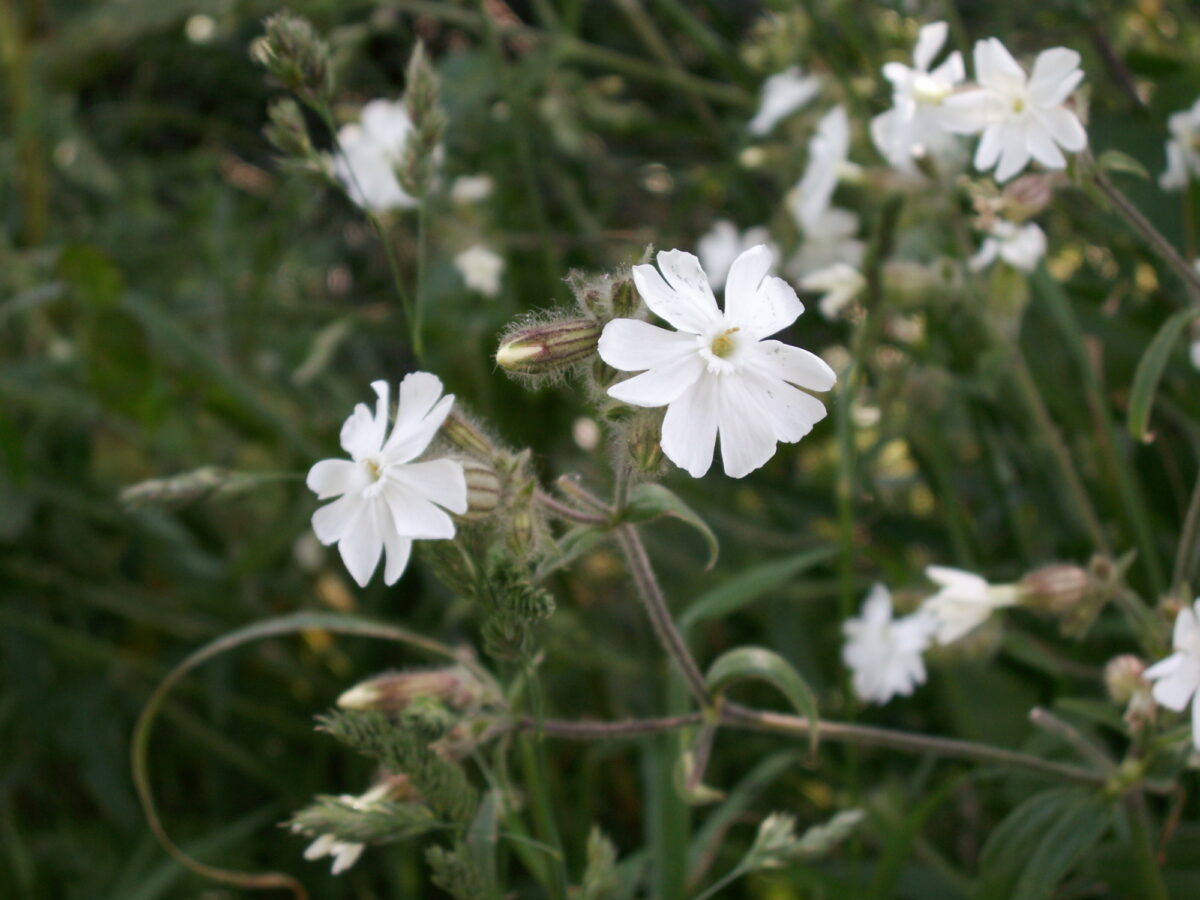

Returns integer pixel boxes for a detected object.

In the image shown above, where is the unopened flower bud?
[1019,564,1090,615]
[263,97,314,160]
[440,409,496,459]
[1001,173,1059,222]
[610,277,639,318]
[460,459,502,520]
[496,317,601,376]
[337,666,487,713]
[628,414,664,474]
[253,12,333,108]
[1104,654,1147,706]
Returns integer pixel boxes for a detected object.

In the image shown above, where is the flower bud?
[337,666,488,713]
[610,277,639,318]
[496,317,601,376]
[460,459,502,520]
[253,12,333,108]
[1104,654,1146,706]
[1019,564,1090,615]
[440,409,497,460]
[1001,173,1059,222]
[627,414,664,474]
[398,41,445,198]
[263,97,314,160]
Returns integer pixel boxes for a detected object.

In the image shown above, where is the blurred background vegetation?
[5,0,1200,897]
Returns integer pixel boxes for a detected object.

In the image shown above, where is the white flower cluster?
[842,566,1019,705]
[333,99,418,213]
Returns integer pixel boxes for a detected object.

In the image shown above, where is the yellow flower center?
[1011,97,1026,114]
[366,459,382,480]
[709,327,740,359]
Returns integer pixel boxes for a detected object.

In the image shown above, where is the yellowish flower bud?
[1019,564,1090,615]
[1104,654,1147,706]
[496,317,601,375]
[337,666,488,713]
[460,459,502,520]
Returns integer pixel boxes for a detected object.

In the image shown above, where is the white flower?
[968,220,1047,272]
[451,173,494,204]
[871,21,966,173]
[598,245,836,478]
[943,39,1087,183]
[749,66,822,136]
[920,566,1019,645]
[786,207,865,280]
[454,243,505,297]
[697,220,776,290]
[297,783,393,875]
[1160,99,1200,191]
[842,583,935,704]
[1145,599,1200,749]
[333,99,417,212]
[801,262,865,319]
[307,375,467,587]
[794,106,854,230]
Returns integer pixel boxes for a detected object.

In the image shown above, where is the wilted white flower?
[842,583,935,704]
[697,220,776,290]
[1145,599,1200,749]
[801,262,865,319]
[598,245,836,478]
[786,207,866,280]
[921,565,1019,645]
[451,173,494,204]
[749,66,822,136]
[943,39,1087,183]
[871,21,965,172]
[454,243,505,297]
[968,220,1047,272]
[794,106,855,229]
[1160,99,1200,191]
[333,99,416,212]
[307,375,467,587]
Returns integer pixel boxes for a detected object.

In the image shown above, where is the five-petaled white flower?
[968,220,1047,273]
[794,106,855,230]
[842,583,935,704]
[1160,99,1200,191]
[748,66,822,136]
[698,220,776,290]
[307,375,467,587]
[943,39,1087,183]
[801,262,865,319]
[333,99,417,212]
[920,565,1019,645]
[454,243,505,297]
[1145,599,1200,750]
[871,21,965,173]
[598,245,836,478]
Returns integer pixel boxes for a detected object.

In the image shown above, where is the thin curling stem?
[615,523,710,706]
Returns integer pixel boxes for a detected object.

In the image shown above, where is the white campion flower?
[920,566,1019,645]
[801,262,865,319]
[748,66,822,136]
[842,583,935,704]
[794,106,855,230]
[943,39,1087,183]
[598,245,836,478]
[451,173,494,204]
[968,220,1047,272]
[1160,99,1200,191]
[1145,599,1200,749]
[871,21,965,172]
[697,220,776,290]
[786,207,866,280]
[454,243,505,297]
[296,783,393,875]
[333,99,417,212]
[307,375,467,587]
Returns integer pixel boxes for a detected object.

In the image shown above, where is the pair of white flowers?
[842,567,1019,704]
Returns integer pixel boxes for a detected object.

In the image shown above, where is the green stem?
[1173,467,1200,593]
[516,671,569,900]
[414,197,428,360]
[1125,793,1169,900]
[693,863,749,900]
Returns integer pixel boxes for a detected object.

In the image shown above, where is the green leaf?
[1128,307,1200,442]
[705,647,819,754]
[624,483,718,568]
[1096,149,1150,181]
[976,787,1112,900]
[466,791,501,900]
[679,546,837,634]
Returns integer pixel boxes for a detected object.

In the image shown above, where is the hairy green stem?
[534,488,608,525]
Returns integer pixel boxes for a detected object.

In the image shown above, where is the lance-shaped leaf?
[705,647,819,753]
[623,483,718,568]
[1129,307,1200,442]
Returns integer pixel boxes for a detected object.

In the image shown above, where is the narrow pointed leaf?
[705,647,819,753]
[624,483,718,568]
[1128,307,1200,442]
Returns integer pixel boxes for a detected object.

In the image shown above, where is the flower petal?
[751,340,837,392]
[1025,119,1066,169]
[974,38,1025,93]
[1027,48,1082,107]
[339,381,390,459]
[381,527,414,586]
[994,128,1031,182]
[942,90,1004,134]
[338,507,384,587]
[598,318,697,372]
[307,458,369,500]
[383,395,455,465]
[661,376,719,478]
[381,482,457,539]
[751,374,828,443]
[913,21,948,72]
[724,250,803,339]
[632,257,720,334]
[312,493,364,545]
[607,353,705,408]
[974,122,1005,171]
[716,374,780,478]
[1040,107,1087,153]
[388,458,468,515]
[1150,660,1200,712]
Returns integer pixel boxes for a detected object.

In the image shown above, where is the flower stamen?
[710,327,740,359]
